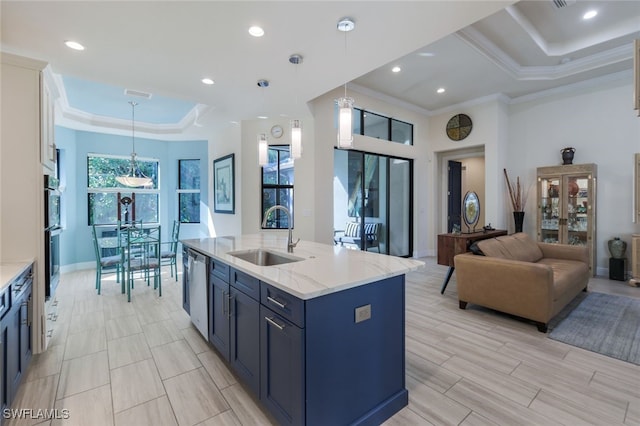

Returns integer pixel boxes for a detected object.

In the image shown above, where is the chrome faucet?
[262,205,299,253]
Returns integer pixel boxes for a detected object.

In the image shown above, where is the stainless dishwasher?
[188,249,209,341]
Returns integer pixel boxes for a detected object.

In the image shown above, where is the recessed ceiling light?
[257,116,268,120]
[248,26,264,37]
[392,66,401,73]
[418,52,435,57]
[64,40,85,51]
[583,10,597,20]
[201,78,214,85]
[437,88,446,94]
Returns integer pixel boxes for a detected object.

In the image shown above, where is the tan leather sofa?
[454,232,590,332]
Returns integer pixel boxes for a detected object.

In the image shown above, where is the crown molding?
[48,68,210,139]
[509,69,632,105]
[347,82,433,116]
[505,5,640,57]
[457,26,634,81]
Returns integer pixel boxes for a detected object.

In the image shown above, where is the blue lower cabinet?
[260,306,304,426]
[197,255,407,426]
[229,286,260,395]
[0,312,10,418]
[209,275,230,361]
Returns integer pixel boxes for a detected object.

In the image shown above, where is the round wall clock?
[270,124,283,138]
[446,113,473,141]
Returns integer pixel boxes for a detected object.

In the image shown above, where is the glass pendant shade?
[290,119,302,159]
[258,133,269,166]
[117,101,152,187]
[337,97,354,148]
[116,153,152,187]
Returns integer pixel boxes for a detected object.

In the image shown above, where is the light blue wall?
[55,125,208,267]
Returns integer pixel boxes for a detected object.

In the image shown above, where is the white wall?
[507,77,640,275]
[309,87,430,256]
[429,98,509,254]
[239,117,316,242]
[209,124,243,238]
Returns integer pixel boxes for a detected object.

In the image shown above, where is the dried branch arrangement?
[503,169,530,212]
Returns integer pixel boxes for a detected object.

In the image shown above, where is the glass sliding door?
[388,158,411,256]
[333,149,412,257]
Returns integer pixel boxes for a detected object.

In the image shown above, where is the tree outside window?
[261,146,294,229]
[87,154,159,225]
[178,159,200,223]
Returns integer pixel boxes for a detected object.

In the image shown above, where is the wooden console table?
[437,229,507,294]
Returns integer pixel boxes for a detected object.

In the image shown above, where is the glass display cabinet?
[537,163,597,275]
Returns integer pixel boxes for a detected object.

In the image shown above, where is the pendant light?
[289,54,303,159]
[336,17,355,149]
[258,133,269,166]
[290,119,302,159]
[116,101,152,187]
[257,79,270,167]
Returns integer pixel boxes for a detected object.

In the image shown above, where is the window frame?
[261,145,294,230]
[353,107,414,146]
[177,159,201,224]
[87,153,160,226]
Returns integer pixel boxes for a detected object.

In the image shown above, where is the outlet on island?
[355,304,372,323]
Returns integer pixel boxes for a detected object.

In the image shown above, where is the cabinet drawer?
[11,267,32,304]
[261,284,304,328]
[231,269,260,301]
[210,258,230,283]
[0,288,9,320]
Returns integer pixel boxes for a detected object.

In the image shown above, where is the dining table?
[97,224,161,301]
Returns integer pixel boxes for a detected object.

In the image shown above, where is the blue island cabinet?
[261,275,407,426]
[203,256,407,426]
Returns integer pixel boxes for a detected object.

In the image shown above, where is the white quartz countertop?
[181,234,424,300]
[0,261,33,292]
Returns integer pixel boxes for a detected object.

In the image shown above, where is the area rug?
[548,292,640,365]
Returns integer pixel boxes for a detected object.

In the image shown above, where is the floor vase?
[513,211,524,233]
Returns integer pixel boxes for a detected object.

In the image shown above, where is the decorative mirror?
[462,191,480,233]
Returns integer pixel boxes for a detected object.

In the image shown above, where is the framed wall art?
[213,153,235,214]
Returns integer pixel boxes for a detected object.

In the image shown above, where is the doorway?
[439,149,486,234]
[333,149,413,257]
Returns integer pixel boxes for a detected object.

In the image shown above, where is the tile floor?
[8,257,640,426]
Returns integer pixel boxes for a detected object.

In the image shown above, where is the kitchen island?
[181,234,423,426]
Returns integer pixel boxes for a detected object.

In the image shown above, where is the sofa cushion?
[476,233,543,262]
[537,258,589,301]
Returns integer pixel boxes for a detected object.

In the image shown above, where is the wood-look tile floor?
[9,257,640,426]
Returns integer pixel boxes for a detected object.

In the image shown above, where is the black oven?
[45,227,61,299]
[44,175,61,230]
[44,175,61,300]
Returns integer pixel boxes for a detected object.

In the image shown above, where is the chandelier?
[116,101,152,187]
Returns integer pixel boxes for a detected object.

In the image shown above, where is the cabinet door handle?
[266,296,286,309]
[265,316,285,331]
[21,301,28,325]
[227,294,235,319]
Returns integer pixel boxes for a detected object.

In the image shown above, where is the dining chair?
[125,225,161,302]
[91,225,124,295]
[161,220,180,280]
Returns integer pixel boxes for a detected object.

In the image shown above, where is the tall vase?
[513,211,525,233]
[608,237,627,259]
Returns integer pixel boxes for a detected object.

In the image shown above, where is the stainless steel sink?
[227,249,303,266]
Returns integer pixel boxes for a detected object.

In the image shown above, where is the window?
[87,154,159,225]
[261,145,294,229]
[178,159,200,223]
[353,108,413,145]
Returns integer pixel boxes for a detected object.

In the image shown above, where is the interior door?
[448,161,462,232]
